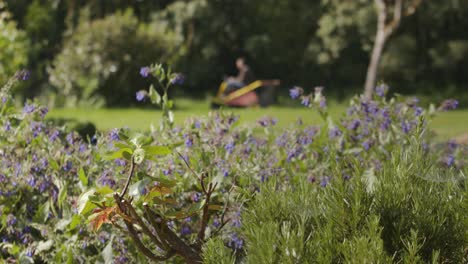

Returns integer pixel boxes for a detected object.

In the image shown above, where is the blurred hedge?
[48,9,183,107]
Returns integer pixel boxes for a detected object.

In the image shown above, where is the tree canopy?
[2,0,467,106]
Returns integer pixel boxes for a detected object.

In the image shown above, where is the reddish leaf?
[89,206,117,231]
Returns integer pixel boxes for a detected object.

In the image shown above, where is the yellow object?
[214,80,263,104]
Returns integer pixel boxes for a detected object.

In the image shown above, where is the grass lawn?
[47,99,468,141]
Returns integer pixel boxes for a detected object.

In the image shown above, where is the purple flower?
[286,147,303,162]
[225,141,235,154]
[170,73,185,85]
[66,132,75,145]
[91,134,98,145]
[115,159,126,167]
[375,84,388,97]
[4,121,11,131]
[444,155,455,167]
[362,140,372,151]
[301,96,311,107]
[275,133,288,147]
[183,133,193,148]
[447,140,457,151]
[109,129,120,141]
[16,69,30,81]
[414,107,423,117]
[320,176,330,187]
[31,121,43,138]
[222,167,230,177]
[99,170,116,187]
[180,226,191,236]
[49,130,60,142]
[63,160,73,171]
[136,90,147,102]
[289,86,303,99]
[229,233,244,249]
[257,116,277,127]
[401,121,411,134]
[347,119,361,131]
[39,107,49,119]
[213,217,221,228]
[140,67,151,78]
[439,99,458,111]
[319,98,327,108]
[79,144,87,153]
[329,127,342,139]
[6,214,17,226]
[191,193,201,202]
[23,103,35,114]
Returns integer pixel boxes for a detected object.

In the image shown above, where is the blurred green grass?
[47,99,468,140]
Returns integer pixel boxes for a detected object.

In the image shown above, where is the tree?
[363,0,422,99]
[0,0,29,86]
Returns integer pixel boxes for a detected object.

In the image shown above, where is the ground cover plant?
[0,67,466,263]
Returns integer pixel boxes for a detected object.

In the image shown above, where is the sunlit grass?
[47,98,468,140]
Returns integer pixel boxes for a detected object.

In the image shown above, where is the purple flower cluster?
[439,99,459,111]
[136,90,147,102]
[289,86,303,99]
[140,66,151,78]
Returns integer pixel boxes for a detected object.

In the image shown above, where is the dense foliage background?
[1,0,468,106]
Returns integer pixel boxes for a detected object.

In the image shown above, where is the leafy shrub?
[233,87,467,263]
[48,9,183,107]
[0,5,29,87]
[0,74,135,263]
[1,67,465,263]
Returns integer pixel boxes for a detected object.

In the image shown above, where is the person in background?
[224,57,255,94]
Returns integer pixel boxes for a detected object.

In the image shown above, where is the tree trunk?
[364,26,387,99]
[364,0,388,100]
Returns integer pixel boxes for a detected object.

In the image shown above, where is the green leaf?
[33,202,50,223]
[55,219,71,231]
[101,236,114,264]
[49,159,59,170]
[167,100,174,109]
[78,189,98,215]
[129,178,151,197]
[118,129,129,141]
[208,204,223,211]
[184,201,205,216]
[143,145,171,157]
[122,150,132,160]
[130,133,153,147]
[156,176,177,188]
[103,148,133,160]
[96,186,114,195]
[58,185,68,209]
[78,167,88,186]
[114,142,130,149]
[68,215,81,231]
[66,247,74,264]
[149,85,161,105]
[36,240,54,254]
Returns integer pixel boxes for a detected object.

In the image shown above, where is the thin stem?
[114,195,169,262]
[177,151,201,181]
[197,182,218,245]
[120,157,136,198]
